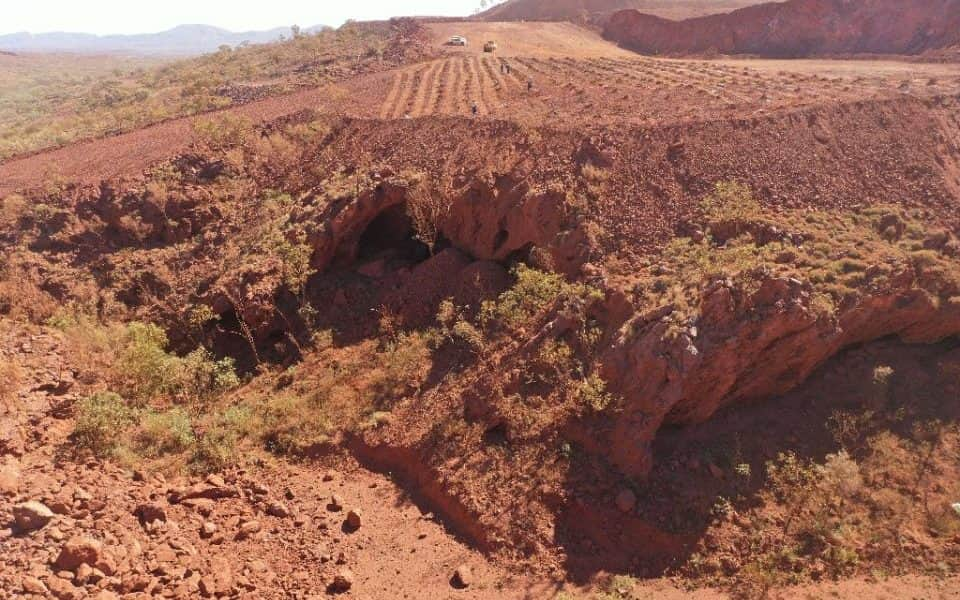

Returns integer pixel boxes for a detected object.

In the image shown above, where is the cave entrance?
[356,204,430,264]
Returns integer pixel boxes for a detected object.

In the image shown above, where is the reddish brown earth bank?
[479,0,760,22]
[605,0,960,57]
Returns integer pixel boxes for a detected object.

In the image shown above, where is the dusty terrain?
[2,319,958,598]
[3,21,959,195]
[0,321,555,600]
[605,0,960,58]
[2,14,960,600]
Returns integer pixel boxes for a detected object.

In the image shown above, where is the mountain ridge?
[0,24,331,56]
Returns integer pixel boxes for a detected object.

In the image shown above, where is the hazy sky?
[2,0,492,35]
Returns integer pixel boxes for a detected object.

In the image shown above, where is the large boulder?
[55,536,103,571]
[13,501,54,531]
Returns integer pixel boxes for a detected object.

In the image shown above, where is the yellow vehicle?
[483,40,498,53]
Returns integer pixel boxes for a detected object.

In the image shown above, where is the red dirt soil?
[0,322,554,599]
[605,0,960,57]
[3,314,959,599]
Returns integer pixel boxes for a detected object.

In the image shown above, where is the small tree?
[406,180,448,255]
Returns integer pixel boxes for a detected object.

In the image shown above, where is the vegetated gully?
[199,92,960,571]
[11,90,960,573]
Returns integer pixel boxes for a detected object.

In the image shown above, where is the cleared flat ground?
[359,51,960,124]
[715,57,960,80]
[427,21,634,58]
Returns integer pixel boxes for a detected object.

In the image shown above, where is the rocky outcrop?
[605,0,960,57]
[307,174,590,277]
[602,268,960,476]
[477,0,758,23]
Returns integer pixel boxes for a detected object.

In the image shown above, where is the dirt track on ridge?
[2,20,960,198]
[0,86,337,196]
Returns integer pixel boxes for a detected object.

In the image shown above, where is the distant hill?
[477,0,761,22]
[604,0,960,57]
[0,24,331,56]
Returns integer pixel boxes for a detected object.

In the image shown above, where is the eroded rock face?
[306,174,590,278]
[602,271,960,476]
[308,179,410,273]
[604,0,960,57]
[441,176,591,275]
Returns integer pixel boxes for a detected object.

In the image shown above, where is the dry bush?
[51,313,120,382]
[72,391,136,457]
[251,133,305,188]
[192,114,254,155]
[928,500,960,538]
[699,180,763,234]
[190,405,252,472]
[253,394,333,455]
[53,318,239,405]
[366,331,432,410]
[134,408,196,458]
[405,175,448,254]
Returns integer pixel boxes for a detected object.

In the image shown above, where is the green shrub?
[577,373,615,412]
[117,322,177,404]
[598,574,639,599]
[190,406,251,472]
[113,322,239,405]
[699,180,762,224]
[480,264,601,332]
[135,408,195,457]
[192,114,252,153]
[256,395,331,455]
[369,332,431,408]
[764,451,822,534]
[436,299,484,353]
[529,339,576,385]
[450,319,484,352]
[73,392,135,456]
[176,348,240,403]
